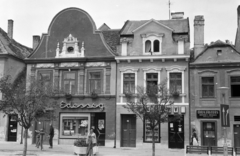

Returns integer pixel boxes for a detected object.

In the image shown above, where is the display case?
[144,119,160,143]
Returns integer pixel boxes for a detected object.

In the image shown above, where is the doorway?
[168,115,184,148]
[93,113,105,146]
[121,114,136,147]
[7,115,18,141]
[234,124,240,147]
[202,121,217,146]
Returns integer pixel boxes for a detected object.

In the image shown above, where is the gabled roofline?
[132,19,174,33]
[28,7,116,58]
[193,43,240,62]
[119,20,130,35]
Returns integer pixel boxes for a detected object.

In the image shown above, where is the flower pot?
[73,145,87,155]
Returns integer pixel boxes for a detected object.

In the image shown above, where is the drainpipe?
[114,61,117,148]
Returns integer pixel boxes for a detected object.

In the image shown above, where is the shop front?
[57,97,115,147]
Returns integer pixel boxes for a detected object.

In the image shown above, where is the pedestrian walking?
[86,128,97,156]
[191,128,199,146]
[35,130,41,148]
[48,124,54,148]
[39,129,45,150]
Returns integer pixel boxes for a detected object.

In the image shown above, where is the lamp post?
[218,87,229,156]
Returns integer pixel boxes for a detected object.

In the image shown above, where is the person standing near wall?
[48,124,54,149]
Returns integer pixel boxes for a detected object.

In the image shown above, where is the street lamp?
[218,86,229,156]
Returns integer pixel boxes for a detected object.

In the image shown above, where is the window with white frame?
[123,73,135,93]
[60,113,90,138]
[142,34,163,55]
[169,73,182,94]
[146,73,158,94]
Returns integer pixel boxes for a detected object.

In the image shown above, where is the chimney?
[8,19,13,39]
[194,15,205,58]
[171,12,184,19]
[32,35,40,50]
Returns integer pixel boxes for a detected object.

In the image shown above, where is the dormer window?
[141,33,164,55]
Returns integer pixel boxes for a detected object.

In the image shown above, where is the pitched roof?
[120,18,189,35]
[0,28,32,59]
[98,23,111,31]
[192,40,240,64]
[101,29,120,56]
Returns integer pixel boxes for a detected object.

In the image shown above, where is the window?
[60,113,90,138]
[145,40,151,52]
[153,40,159,52]
[231,76,240,97]
[142,34,163,55]
[38,70,53,87]
[123,73,135,93]
[146,73,158,94]
[89,72,102,94]
[144,119,160,143]
[202,77,214,98]
[169,73,182,93]
[144,40,160,53]
[62,71,77,94]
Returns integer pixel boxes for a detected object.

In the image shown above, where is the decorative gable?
[56,34,85,58]
[28,7,114,59]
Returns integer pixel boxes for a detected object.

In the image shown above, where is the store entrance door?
[202,121,216,146]
[168,115,184,149]
[121,115,136,147]
[234,124,240,147]
[36,120,51,144]
[94,113,105,146]
[7,115,18,141]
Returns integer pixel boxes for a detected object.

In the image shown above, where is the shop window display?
[61,117,89,137]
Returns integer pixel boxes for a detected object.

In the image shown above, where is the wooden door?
[7,115,18,141]
[234,124,240,147]
[168,115,184,149]
[202,121,216,146]
[121,115,136,147]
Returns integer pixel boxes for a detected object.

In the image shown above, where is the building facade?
[0,20,32,142]
[115,12,190,148]
[25,8,117,146]
[190,14,240,147]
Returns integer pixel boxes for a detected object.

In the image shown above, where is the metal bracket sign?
[220,104,230,127]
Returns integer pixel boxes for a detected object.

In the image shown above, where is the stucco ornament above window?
[55,34,85,58]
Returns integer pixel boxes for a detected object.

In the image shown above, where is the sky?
[0,0,239,48]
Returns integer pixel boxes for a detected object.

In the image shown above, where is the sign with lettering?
[196,110,220,119]
[60,101,104,111]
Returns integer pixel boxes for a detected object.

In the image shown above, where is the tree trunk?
[23,128,28,156]
[152,129,155,156]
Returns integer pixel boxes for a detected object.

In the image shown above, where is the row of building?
[0,6,240,149]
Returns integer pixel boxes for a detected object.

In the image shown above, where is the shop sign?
[196,110,220,119]
[60,101,104,110]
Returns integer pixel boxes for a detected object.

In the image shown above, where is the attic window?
[217,50,222,56]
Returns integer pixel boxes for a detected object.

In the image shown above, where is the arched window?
[153,40,159,52]
[145,40,151,52]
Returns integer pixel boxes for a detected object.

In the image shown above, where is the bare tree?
[0,74,58,156]
[123,79,179,156]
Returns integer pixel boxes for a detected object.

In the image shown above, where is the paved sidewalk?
[0,141,189,156]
